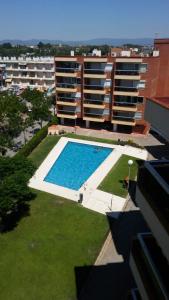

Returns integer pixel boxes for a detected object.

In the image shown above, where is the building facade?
[0,56,55,91]
[145,97,169,142]
[0,63,6,89]
[130,160,169,300]
[55,38,169,134]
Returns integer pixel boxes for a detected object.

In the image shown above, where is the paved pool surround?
[29,137,147,215]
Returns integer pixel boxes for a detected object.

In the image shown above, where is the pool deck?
[29,137,148,217]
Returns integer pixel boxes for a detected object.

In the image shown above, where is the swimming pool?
[44,141,113,190]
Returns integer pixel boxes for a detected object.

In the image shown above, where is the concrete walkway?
[58,124,162,146]
[83,189,126,219]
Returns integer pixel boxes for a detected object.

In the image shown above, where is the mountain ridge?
[0,38,153,46]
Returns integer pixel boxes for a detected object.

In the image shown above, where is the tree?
[21,114,34,145]
[0,92,25,154]
[22,89,51,128]
[0,155,35,221]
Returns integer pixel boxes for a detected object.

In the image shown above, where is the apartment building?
[129,160,169,300]
[0,56,55,91]
[0,63,6,88]
[145,97,169,142]
[55,38,169,134]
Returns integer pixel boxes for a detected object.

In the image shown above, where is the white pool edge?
[28,137,148,203]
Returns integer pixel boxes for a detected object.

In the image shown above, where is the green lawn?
[0,133,141,299]
[0,134,110,300]
[29,135,60,168]
[99,155,139,197]
[0,192,108,300]
[29,133,118,169]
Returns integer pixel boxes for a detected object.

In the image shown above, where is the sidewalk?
[58,124,163,147]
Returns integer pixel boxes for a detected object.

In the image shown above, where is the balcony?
[111,115,136,126]
[57,95,79,104]
[115,86,138,92]
[115,69,141,80]
[84,68,105,76]
[57,97,78,106]
[84,84,110,95]
[112,104,137,112]
[56,82,79,93]
[57,109,77,119]
[83,112,105,122]
[55,66,80,77]
[114,85,139,96]
[130,233,169,300]
[136,161,169,261]
[83,98,105,108]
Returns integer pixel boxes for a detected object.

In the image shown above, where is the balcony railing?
[137,162,169,233]
[57,99,77,104]
[56,67,79,73]
[113,102,137,108]
[57,110,76,115]
[84,68,105,75]
[84,112,104,118]
[84,99,104,105]
[112,115,135,122]
[56,83,79,89]
[57,96,79,102]
[84,84,105,90]
[115,69,140,76]
[115,86,138,92]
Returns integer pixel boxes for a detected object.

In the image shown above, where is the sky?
[0,0,169,40]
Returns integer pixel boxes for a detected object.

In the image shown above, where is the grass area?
[66,133,118,145]
[99,155,139,197]
[0,191,108,300]
[28,133,119,169]
[29,135,60,168]
[0,133,141,299]
[0,133,112,299]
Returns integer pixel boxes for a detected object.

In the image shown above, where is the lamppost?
[128,159,133,190]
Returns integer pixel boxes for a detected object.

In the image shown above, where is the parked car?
[33,128,40,134]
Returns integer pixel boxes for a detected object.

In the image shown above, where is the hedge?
[16,125,48,157]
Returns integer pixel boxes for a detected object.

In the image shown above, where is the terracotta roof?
[148,97,169,109]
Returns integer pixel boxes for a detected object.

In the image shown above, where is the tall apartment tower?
[55,39,169,134]
[129,160,169,299]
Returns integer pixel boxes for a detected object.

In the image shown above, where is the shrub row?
[16,125,48,157]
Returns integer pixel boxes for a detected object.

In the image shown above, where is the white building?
[0,56,55,90]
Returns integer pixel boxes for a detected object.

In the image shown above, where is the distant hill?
[0,38,153,46]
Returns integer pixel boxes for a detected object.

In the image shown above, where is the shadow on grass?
[0,192,36,233]
[75,209,149,300]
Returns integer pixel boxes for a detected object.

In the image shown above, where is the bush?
[49,115,58,126]
[126,139,144,149]
[16,125,48,157]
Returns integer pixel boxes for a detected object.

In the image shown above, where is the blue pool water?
[44,142,113,190]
